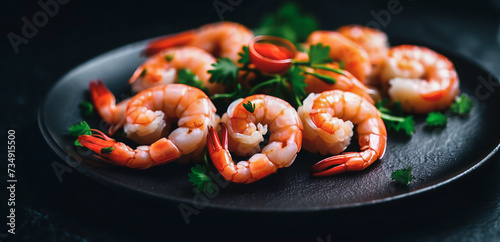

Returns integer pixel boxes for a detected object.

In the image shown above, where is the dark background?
[2,0,500,241]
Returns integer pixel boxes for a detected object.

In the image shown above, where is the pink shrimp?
[143,21,253,62]
[298,90,387,176]
[79,83,219,168]
[379,45,460,113]
[207,95,303,183]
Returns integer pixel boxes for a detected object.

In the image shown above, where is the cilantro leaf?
[79,101,94,117]
[308,43,333,65]
[208,58,239,85]
[339,60,345,69]
[177,69,209,95]
[391,167,413,185]
[426,112,447,127]
[68,121,92,137]
[100,146,114,154]
[188,164,215,193]
[376,99,415,136]
[238,46,250,65]
[286,66,307,106]
[451,94,473,115]
[211,83,248,101]
[254,2,318,44]
[243,101,256,113]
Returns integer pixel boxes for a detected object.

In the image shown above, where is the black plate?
[39,37,500,211]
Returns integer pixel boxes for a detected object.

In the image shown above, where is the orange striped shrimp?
[144,22,253,62]
[129,46,225,95]
[305,31,372,83]
[337,25,389,84]
[79,83,219,168]
[207,95,303,183]
[298,90,387,177]
[379,45,460,113]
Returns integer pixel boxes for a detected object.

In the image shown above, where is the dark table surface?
[2,0,500,241]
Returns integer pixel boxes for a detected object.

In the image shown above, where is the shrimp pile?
[207,95,303,183]
[79,81,219,168]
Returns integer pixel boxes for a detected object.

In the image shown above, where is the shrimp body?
[144,22,254,62]
[337,25,389,84]
[380,45,459,113]
[298,90,387,177]
[79,83,219,168]
[129,47,224,95]
[207,95,303,183]
[306,31,372,83]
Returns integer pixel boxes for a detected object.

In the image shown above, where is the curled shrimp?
[207,95,303,183]
[295,52,374,103]
[337,25,389,84]
[379,45,460,113]
[144,22,254,62]
[298,90,387,177]
[129,46,225,95]
[305,31,372,83]
[79,83,219,168]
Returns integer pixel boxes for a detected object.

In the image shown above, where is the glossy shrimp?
[305,31,372,83]
[207,95,303,183]
[337,25,389,84]
[298,90,387,177]
[379,45,460,113]
[79,83,219,168]
[144,22,254,62]
[129,46,225,95]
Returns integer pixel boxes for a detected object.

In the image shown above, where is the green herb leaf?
[243,101,256,113]
[308,43,333,65]
[303,71,336,84]
[140,68,147,77]
[451,94,473,115]
[238,46,250,65]
[391,167,413,185]
[100,146,114,154]
[286,66,307,106]
[79,101,94,117]
[208,58,239,85]
[254,2,318,44]
[211,83,248,101]
[426,112,447,127]
[177,69,209,95]
[376,99,415,136]
[339,60,345,69]
[68,121,92,137]
[165,54,174,61]
[188,164,215,193]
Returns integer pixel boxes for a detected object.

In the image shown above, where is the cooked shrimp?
[79,83,219,168]
[379,45,460,113]
[298,90,387,177]
[89,80,130,135]
[337,25,389,84]
[305,31,372,83]
[129,46,224,95]
[207,95,303,183]
[144,21,254,62]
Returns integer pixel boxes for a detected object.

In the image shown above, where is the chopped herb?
[165,54,174,61]
[391,167,413,185]
[177,69,209,95]
[238,46,251,65]
[426,112,447,127]
[254,2,318,45]
[376,99,415,136]
[211,83,248,101]
[339,60,345,69]
[451,94,473,115]
[307,43,333,65]
[286,66,307,106]
[100,146,114,154]
[68,121,92,147]
[188,164,215,193]
[243,101,256,113]
[79,101,94,117]
[140,68,147,77]
[208,57,239,85]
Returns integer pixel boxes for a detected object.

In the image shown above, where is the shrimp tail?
[142,30,196,56]
[310,150,378,177]
[89,80,126,135]
[207,124,231,175]
[77,129,133,166]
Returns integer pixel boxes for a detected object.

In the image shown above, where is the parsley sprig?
[391,167,413,185]
[68,121,92,146]
[188,151,216,193]
[451,94,474,115]
[376,99,415,136]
